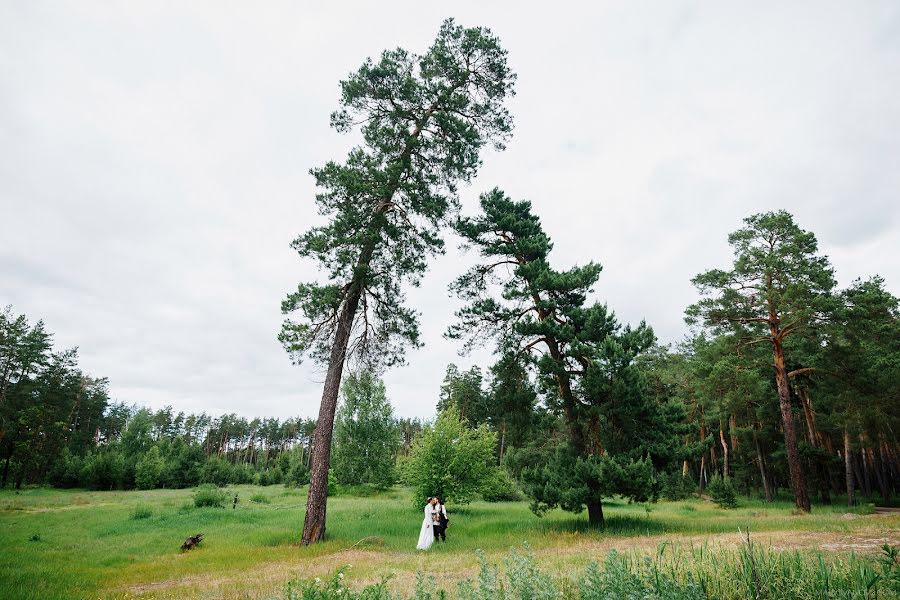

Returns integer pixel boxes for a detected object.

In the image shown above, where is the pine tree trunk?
[772,338,811,512]
[753,426,772,502]
[719,425,729,480]
[300,235,377,545]
[844,428,855,506]
[859,436,872,498]
[587,498,604,527]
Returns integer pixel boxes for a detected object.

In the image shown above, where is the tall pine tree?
[279,20,516,543]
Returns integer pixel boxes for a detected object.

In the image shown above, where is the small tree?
[135,445,164,490]
[332,371,398,487]
[400,404,497,507]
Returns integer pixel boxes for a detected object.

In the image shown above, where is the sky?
[2,1,899,420]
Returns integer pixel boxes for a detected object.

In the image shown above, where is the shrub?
[130,505,153,520]
[480,469,523,502]
[328,469,338,496]
[80,451,125,490]
[286,461,310,487]
[193,484,227,508]
[258,467,284,487]
[706,474,738,509]
[659,471,697,501]
[250,493,270,504]
[200,458,235,487]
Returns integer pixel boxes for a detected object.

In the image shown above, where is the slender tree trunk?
[719,424,729,480]
[1,453,10,487]
[844,428,855,506]
[587,498,604,527]
[859,436,872,498]
[699,453,707,493]
[498,422,506,464]
[771,337,811,512]
[754,426,772,502]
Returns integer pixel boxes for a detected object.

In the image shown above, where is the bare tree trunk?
[772,337,811,512]
[754,425,772,502]
[844,428,855,506]
[499,422,507,464]
[719,424,729,480]
[859,435,872,498]
[699,453,707,494]
[300,269,366,545]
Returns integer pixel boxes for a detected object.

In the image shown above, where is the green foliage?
[279,18,517,369]
[192,484,227,508]
[47,449,84,488]
[332,371,399,488]
[658,472,697,501]
[80,450,125,490]
[249,493,270,504]
[400,404,498,507]
[706,475,738,509]
[135,446,164,490]
[479,469,523,502]
[328,469,338,496]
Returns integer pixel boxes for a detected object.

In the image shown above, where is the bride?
[416,497,436,550]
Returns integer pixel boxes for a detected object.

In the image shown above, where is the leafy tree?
[135,445,165,490]
[687,210,836,512]
[400,404,497,507]
[449,189,673,525]
[278,18,516,544]
[332,371,398,487]
[437,364,488,426]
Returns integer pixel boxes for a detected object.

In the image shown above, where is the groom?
[433,496,448,542]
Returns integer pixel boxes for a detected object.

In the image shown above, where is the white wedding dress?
[416,504,435,550]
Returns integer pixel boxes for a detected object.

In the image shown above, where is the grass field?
[1,485,898,599]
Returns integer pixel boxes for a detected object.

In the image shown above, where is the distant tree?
[135,445,165,490]
[437,364,488,426]
[687,210,836,512]
[332,371,398,487]
[400,404,497,507]
[278,19,517,544]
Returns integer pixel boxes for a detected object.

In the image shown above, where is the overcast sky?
[2,1,898,420]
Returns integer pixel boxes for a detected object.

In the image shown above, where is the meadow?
[1,485,898,599]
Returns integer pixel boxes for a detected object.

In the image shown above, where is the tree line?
[0,310,429,491]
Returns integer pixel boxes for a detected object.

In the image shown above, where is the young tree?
[687,211,836,512]
[400,404,497,507]
[279,19,516,544]
[448,189,670,526]
[332,371,398,487]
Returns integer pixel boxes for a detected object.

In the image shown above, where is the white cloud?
[2,0,898,419]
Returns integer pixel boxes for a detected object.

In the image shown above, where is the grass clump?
[130,504,153,519]
[192,484,227,508]
[250,493,271,504]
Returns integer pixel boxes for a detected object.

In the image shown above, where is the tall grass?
[280,543,900,600]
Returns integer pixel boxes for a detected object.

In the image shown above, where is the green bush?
[130,505,153,520]
[659,471,697,501]
[480,469,523,502]
[285,460,310,487]
[193,484,227,508]
[47,449,84,488]
[328,469,338,496]
[258,467,284,486]
[706,474,738,509]
[200,458,234,487]
[80,450,125,490]
[250,493,270,504]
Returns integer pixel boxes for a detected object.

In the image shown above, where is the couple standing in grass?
[416,496,448,550]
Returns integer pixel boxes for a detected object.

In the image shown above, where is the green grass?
[0,485,895,599]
